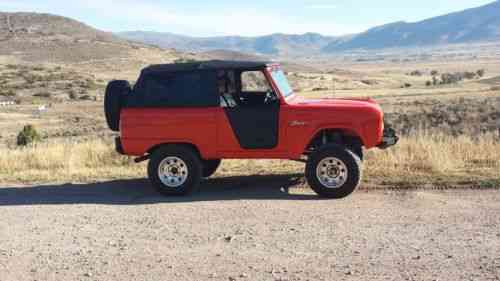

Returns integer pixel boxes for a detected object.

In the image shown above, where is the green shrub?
[32,66,46,71]
[68,90,78,100]
[17,125,41,146]
[0,89,16,97]
[432,76,439,85]
[34,91,52,98]
[79,95,92,100]
[82,78,99,90]
[463,72,477,80]
[312,87,329,91]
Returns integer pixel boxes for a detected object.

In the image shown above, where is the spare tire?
[104,80,130,131]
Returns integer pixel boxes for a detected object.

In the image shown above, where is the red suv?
[105,61,397,198]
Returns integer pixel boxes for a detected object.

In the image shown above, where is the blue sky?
[0,0,496,36]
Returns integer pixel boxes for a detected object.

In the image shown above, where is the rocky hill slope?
[0,12,179,64]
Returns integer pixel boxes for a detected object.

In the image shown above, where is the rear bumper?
[115,137,125,155]
[378,127,399,149]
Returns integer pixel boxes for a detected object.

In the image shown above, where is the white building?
[0,97,15,107]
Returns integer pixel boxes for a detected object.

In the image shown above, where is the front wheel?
[305,145,362,199]
[148,146,202,196]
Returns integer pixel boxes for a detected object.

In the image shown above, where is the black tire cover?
[104,80,130,131]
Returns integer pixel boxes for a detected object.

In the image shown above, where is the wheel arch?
[306,128,364,150]
[147,142,203,159]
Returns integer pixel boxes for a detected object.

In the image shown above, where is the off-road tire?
[202,159,222,178]
[104,80,130,131]
[305,144,362,199]
[148,145,202,196]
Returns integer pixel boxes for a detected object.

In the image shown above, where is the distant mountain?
[199,49,319,72]
[200,49,267,61]
[118,1,500,55]
[117,31,349,56]
[323,0,500,51]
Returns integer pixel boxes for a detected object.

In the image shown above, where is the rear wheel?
[148,146,202,196]
[305,144,362,199]
[202,159,221,178]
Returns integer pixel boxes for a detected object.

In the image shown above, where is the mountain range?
[118,0,500,56]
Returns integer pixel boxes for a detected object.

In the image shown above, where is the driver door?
[216,70,281,151]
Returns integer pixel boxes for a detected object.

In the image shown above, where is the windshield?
[270,69,293,98]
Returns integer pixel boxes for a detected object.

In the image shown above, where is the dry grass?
[364,131,500,186]
[0,139,143,183]
[1,133,499,187]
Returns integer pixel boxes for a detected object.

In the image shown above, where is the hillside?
[0,12,187,65]
[118,1,500,55]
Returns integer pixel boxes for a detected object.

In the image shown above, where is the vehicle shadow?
[0,174,319,206]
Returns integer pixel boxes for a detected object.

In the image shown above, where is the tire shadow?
[0,174,319,206]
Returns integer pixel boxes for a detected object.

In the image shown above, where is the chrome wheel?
[158,157,188,188]
[316,157,348,189]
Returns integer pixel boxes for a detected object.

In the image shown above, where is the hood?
[287,95,379,108]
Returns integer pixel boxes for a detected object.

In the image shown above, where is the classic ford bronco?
[105,60,398,198]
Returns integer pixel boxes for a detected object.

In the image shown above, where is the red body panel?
[121,108,218,159]
[120,67,385,160]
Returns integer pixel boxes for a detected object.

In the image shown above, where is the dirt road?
[1,176,499,281]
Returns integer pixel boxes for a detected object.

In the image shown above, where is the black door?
[224,102,280,150]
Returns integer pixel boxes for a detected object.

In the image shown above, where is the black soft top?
[142,60,273,74]
[126,60,277,109]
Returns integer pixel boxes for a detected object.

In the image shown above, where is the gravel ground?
[0,176,499,281]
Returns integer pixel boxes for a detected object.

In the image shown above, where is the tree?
[426,81,432,87]
[476,69,485,78]
[430,70,439,76]
[17,125,41,146]
[463,72,477,80]
[409,70,423,76]
[68,90,78,100]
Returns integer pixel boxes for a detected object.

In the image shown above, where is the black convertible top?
[127,60,278,109]
[142,60,274,74]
